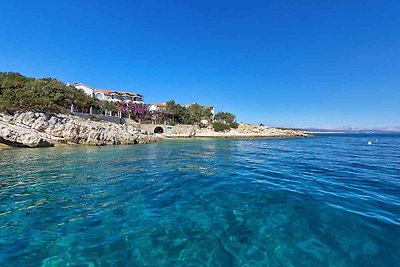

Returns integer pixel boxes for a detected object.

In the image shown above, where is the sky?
[0,0,399,128]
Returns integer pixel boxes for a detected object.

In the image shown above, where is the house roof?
[71,83,144,97]
[152,103,166,107]
[70,82,95,89]
[94,89,114,95]
[94,89,142,97]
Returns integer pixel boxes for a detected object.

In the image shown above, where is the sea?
[0,133,399,266]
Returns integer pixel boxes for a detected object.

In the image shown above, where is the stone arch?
[154,126,164,134]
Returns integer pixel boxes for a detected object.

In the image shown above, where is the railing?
[70,104,124,124]
[69,105,171,125]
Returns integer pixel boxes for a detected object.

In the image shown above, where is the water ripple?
[0,134,399,266]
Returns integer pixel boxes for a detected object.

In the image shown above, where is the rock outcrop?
[0,112,159,148]
[0,121,53,147]
[163,123,309,138]
[231,123,309,137]
[167,125,197,137]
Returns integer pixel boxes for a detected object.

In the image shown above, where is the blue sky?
[1,0,399,128]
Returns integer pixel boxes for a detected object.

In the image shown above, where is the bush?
[0,72,99,114]
[168,121,176,126]
[213,122,231,132]
[215,112,235,124]
[101,101,119,113]
[229,122,239,129]
[89,115,100,122]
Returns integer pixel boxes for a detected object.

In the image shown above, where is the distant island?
[0,72,308,148]
[306,127,400,133]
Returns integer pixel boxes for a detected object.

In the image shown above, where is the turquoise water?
[0,134,399,266]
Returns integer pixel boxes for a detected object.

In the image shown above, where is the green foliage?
[102,101,119,113]
[213,122,231,132]
[175,105,191,123]
[167,121,176,126]
[229,122,239,129]
[165,100,177,119]
[166,100,177,113]
[89,115,100,122]
[213,111,239,131]
[166,100,188,123]
[188,103,213,124]
[215,112,235,124]
[0,72,99,114]
[165,100,213,125]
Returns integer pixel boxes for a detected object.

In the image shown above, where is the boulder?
[0,112,160,148]
[0,121,53,147]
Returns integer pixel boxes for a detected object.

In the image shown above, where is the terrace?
[94,89,144,104]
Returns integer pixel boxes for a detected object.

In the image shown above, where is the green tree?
[166,100,179,122]
[187,103,213,124]
[187,103,203,124]
[212,122,231,132]
[0,72,99,114]
[175,105,191,124]
[102,101,118,113]
[212,111,238,131]
[165,101,214,125]
[215,112,236,124]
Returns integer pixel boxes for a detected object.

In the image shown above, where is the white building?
[70,82,144,104]
[149,103,167,111]
[93,89,144,104]
[70,82,94,97]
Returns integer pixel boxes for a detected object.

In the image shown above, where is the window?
[95,93,103,100]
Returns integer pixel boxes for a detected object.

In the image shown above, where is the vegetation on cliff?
[0,72,239,130]
[0,72,98,114]
[213,111,239,132]
[165,100,213,125]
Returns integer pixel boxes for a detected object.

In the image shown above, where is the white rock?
[0,112,160,147]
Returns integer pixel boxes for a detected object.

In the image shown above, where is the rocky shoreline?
[0,112,309,149]
[0,112,159,148]
[163,123,309,139]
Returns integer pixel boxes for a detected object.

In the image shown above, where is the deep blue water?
[0,134,399,266]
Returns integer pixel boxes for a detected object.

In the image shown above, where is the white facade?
[93,90,144,104]
[149,105,157,111]
[149,103,166,111]
[70,82,94,97]
[71,82,144,104]
[94,91,106,101]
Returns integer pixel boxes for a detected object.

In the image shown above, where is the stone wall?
[73,112,123,125]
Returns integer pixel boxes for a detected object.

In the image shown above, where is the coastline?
[164,133,310,139]
[0,112,309,149]
[0,112,159,148]
[162,124,309,139]
[307,131,347,134]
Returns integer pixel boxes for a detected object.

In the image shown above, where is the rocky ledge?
[0,112,159,148]
[164,123,309,138]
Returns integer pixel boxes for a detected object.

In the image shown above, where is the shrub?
[101,101,119,113]
[229,122,239,129]
[213,122,231,132]
[89,115,100,121]
[168,121,176,126]
[0,72,99,114]
[215,112,235,124]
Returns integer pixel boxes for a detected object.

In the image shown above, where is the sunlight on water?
[0,134,399,266]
